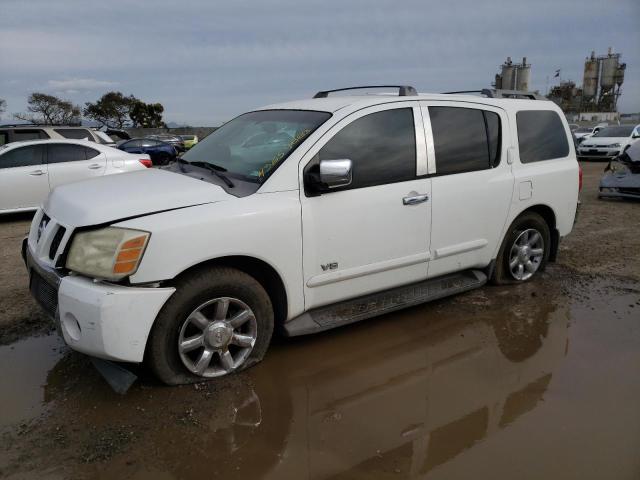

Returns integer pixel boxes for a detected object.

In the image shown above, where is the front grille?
[49,226,66,260]
[619,188,640,196]
[30,270,58,318]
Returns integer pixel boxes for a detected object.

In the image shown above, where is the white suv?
[24,86,579,385]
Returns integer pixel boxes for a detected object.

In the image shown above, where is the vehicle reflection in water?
[38,285,567,480]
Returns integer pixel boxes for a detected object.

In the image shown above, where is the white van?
[24,86,580,384]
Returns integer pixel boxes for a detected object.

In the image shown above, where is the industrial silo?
[515,57,531,91]
[600,55,619,91]
[501,57,517,90]
[582,51,599,99]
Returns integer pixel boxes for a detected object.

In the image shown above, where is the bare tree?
[0,98,6,116]
[14,93,81,125]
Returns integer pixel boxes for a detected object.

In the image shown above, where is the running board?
[284,269,487,337]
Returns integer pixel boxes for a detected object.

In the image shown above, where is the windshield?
[182,110,331,183]
[593,126,634,137]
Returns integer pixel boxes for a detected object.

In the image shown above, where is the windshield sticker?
[256,128,312,181]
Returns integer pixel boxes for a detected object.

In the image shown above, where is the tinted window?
[317,108,416,189]
[54,128,94,141]
[0,132,7,146]
[14,130,48,141]
[85,147,100,159]
[430,107,491,175]
[0,145,45,169]
[485,111,501,167]
[123,140,143,148]
[47,144,87,164]
[516,110,569,163]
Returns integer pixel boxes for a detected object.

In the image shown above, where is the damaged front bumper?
[599,164,640,199]
[24,239,175,363]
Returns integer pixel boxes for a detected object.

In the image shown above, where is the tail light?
[139,159,153,168]
[578,165,583,192]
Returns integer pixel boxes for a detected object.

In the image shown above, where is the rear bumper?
[25,242,175,363]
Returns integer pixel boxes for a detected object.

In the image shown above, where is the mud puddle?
[1,273,639,479]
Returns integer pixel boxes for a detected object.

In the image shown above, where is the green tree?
[83,91,137,129]
[14,93,81,125]
[129,100,165,128]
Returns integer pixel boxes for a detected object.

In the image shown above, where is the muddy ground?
[0,161,638,479]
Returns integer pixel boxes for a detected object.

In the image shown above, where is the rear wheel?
[493,212,551,284]
[145,267,274,385]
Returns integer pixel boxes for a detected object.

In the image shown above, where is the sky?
[1,0,639,126]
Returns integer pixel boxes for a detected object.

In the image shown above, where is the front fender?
[114,191,305,318]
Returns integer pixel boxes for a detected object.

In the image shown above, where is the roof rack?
[313,85,418,99]
[441,89,546,100]
[0,123,40,128]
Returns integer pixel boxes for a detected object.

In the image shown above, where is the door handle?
[88,164,102,170]
[403,193,429,205]
[29,169,46,176]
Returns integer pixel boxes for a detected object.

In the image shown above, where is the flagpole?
[545,76,549,96]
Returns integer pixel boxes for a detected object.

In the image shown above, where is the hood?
[45,169,234,227]
[581,136,627,146]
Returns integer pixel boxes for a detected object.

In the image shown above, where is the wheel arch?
[169,255,289,329]
[513,204,559,261]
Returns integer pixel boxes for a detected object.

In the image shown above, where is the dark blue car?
[118,138,177,166]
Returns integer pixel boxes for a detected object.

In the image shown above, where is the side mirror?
[632,133,640,139]
[319,159,353,189]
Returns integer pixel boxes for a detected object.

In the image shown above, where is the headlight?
[66,227,150,281]
[609,143,621,148]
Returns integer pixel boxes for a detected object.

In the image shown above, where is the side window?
[429,107,499,175]
[13,130,49,141]
[47,144,88,164]
[317,108,416,189]
[85,147,100,159]
[0,132,8,146]
[54,128,94,141]
[124,140,142,148]
[485,111,501,167]
[516,110,569,163]
[0,145,45,169]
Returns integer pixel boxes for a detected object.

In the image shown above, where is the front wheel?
[493,212,551,284]
[145,267,274,385]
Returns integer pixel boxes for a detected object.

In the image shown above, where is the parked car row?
[577,124,640,161]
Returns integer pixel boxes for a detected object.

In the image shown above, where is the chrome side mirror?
[319,159,352,189]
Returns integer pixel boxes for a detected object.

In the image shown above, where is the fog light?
[62,312,82,341]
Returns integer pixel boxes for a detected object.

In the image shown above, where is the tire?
[158,152,171,166]
[145,266,274,385]
[493,212,551,285]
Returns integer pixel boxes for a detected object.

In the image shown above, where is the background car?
[0,139,151,214]
[577,124,640,160]
[599,141,640,200]
[118,138,177,165]
[179,134,198,149]
[145,134,186,153]
[0,124,112,146]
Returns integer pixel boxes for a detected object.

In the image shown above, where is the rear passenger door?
[46,143,107,189]
[421,102,513,278]
[300,102,432,309]
[0,144,50,211]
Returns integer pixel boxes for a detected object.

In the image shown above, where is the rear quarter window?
[54,128,94,141]
[516,110,569,163]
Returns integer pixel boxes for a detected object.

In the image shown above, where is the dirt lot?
[0,161,639,479]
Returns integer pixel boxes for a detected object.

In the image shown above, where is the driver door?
[300,102,432,309]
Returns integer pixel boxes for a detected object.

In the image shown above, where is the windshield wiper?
[180,159,235,188]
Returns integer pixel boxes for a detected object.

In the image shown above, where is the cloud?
[1,0,638,124]
[47,78,117,94]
